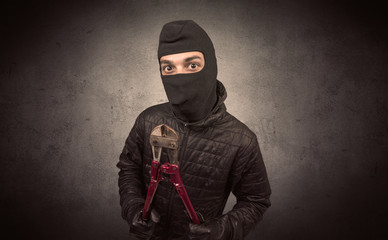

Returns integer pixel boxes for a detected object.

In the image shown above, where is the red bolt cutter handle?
[161,163,200,224]
[142,160,161,220]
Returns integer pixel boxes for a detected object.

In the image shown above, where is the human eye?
[162,65,174,73]
[187,62,201,71]
[189,63,198,69]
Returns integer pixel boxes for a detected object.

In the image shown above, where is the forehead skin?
[159,51,205,65]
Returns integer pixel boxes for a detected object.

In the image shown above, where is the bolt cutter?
[142,124,200,224]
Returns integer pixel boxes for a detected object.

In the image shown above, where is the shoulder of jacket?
[218,112,261,151]
[224,112,256,138]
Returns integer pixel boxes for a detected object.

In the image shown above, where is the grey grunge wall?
[1,0,387,239]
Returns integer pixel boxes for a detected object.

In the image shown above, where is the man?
[117,20,271,239]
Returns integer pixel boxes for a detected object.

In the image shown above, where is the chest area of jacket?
[143,125,240,184]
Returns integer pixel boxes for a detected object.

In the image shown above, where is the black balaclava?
[158,20,218,123]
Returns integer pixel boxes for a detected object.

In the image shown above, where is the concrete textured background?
[1,0,387,239]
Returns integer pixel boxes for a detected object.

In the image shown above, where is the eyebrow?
[160,55,203,65]
[160,60,172,65]
[184,56,202,62]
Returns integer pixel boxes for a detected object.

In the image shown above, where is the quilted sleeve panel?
[216,134,272,239]
[117,112,147,221]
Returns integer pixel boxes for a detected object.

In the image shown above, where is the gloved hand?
[128,205,160,240]
[188,219,219,240]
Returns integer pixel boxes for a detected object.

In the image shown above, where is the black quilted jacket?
[117,81,271,239]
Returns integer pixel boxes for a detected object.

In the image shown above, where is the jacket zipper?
[164,122,190,234]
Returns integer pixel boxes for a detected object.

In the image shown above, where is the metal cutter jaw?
[150,124,179,165]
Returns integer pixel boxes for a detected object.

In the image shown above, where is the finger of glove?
[127,203,145,224]
[188,230,212,240]
[129,227,154,240]
[130,218,155,239]
[132,212,154,228]
[189,223,212,235]
[150,208,160,223]
[196,212,205,223]
[184,210,205,224]
[188,235,211,240]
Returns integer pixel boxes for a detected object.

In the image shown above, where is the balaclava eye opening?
[158,20,218,123]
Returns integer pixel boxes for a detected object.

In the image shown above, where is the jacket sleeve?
[216,135,271,239]
[117,113,147,222]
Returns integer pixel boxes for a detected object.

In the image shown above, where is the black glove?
[188,219,219,240]
[128,205,160,240]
